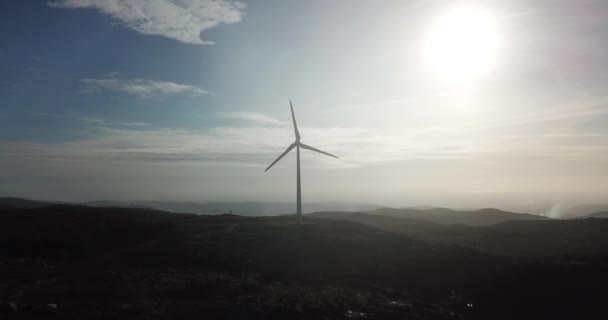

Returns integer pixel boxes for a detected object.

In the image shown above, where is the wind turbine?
[264,100,339,224]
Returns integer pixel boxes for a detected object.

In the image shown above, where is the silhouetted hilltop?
[563,204,608,218]
[370,207,547,226]
[5,196,607,223]
[82,200,381,216]
[581,211,608,219]
[0,197,58,209]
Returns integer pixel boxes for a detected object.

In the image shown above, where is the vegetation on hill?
[1,205,607,319]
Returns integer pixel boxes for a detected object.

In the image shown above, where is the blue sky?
[1,0,608,212]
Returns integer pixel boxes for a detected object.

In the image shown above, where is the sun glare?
[424,6,501,83]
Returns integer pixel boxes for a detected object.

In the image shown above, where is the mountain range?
[81,200,381,216]
[311,211,608,256]
[3,197,608,227]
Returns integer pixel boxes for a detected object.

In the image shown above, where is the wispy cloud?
[0,125,376,168]
[4,121,607,171]
[14,112,151,128]
[216,112,287,125]
[47,0,246,45]
[5,100,608,169]
[81,78,213,97]
[25,110,67,118]
[81,117,151,127]
[450,103,608,135]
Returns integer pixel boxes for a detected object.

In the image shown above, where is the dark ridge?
[312,211,608,257]
[0,197,58,209]
[370,207,548,226]
[581,211,608,219]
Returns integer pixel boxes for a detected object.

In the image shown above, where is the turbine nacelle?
[263,141,337,172]
[264,101,338,172]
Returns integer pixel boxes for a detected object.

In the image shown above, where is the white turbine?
[264,100,339,224]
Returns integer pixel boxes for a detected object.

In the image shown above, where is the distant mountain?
[82,200,381,216]
[0,197,57,209]
[566,205,608,219]
[312,211,608,257]
[581,211,608,219]
[81,200,156,210]
[369,207,548,226]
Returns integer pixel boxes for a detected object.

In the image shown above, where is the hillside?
[1,205,607,319]
[310,211,475,244]
[0,197,380,215]
[369,207,548,226]
[466,218,608,256]
[0,205,495,287]
[312,211,608,256]
[82,200,381,216]
[0,197,58,209]
[0,205,493,319]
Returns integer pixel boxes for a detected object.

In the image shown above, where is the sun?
[423,6,501,83]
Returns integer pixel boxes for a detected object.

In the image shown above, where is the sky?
[0,0,607,211]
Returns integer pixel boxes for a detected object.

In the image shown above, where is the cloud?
[0,125,384,168]
[25,111,67,118]
[47,0,246,45]
[5,100,608,169]
[216,112,287,125]
[81,117,151,127]
[0,123,586,170]
[81,78,213,97]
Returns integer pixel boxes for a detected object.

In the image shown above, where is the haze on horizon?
[0,0,607,213]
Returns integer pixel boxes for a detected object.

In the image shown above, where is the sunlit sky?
[1,0,607,211]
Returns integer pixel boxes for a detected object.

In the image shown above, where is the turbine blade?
[264,143,296,172]
[290,100,300,140]
[300,143,339,159]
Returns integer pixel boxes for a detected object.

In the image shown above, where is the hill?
[1,205,608,319]
[0,197,57,209]
[369,207,548,226]
[0,205,496,319]
[312,211,608,256]
[310,211,474,244]
[82,200,381,216]
[563,204,608,218]
[581,211,608,219]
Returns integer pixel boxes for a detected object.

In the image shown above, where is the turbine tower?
[264,100,339,224]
